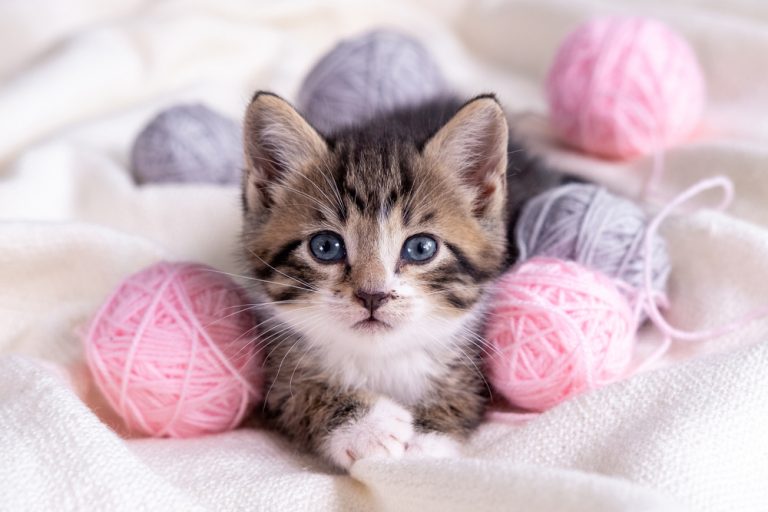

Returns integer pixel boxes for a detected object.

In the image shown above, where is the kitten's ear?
[243,92,329,211]
[423,95,508,217]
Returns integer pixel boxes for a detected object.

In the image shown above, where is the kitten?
[240,91,562,470]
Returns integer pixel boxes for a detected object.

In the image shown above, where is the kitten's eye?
[309,232,346,262]
[402,235,438,263]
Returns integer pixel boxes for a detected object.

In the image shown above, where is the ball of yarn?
[131,104,243,185]
[546,17,705,159]
[85,262,262,438]
[485,258,635,411]
[297,29,448,134]
[515,183,670,297]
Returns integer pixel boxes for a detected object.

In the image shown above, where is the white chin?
[349,318,394,335]
[276,302,474,357]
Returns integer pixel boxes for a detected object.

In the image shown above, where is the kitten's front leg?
[406,403,469,459]
[267,381,414,470]
[407,365,488,458]
[324,396,414,469]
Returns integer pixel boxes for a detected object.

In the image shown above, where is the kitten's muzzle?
[354,289,391,314]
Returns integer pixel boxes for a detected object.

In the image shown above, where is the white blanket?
[1,1,767,510]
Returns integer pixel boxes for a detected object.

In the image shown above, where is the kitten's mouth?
[352,317,392,332]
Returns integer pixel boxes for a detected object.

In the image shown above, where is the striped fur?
[241,92,562,469]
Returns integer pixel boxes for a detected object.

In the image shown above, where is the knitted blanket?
[1,1,767,510]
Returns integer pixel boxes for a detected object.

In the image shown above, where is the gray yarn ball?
[131,104,243,185]
[297,29,448,134]
[515,183,671,297]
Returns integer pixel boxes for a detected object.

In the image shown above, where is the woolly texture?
[515,183,670,298]
[297,29,447,134]
[85,262,262,438]
[485,258,635,412]
[546,17,705,159]
[131,104,242,185]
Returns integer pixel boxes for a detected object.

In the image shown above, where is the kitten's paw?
[405,432,461,458]
[324,398,414,470]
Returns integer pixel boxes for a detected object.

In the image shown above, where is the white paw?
[324,398,414,470]
[405,432,461,458]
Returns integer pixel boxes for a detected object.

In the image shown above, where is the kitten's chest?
[329,349,444,406]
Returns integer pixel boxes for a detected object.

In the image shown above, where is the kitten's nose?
[355,289,390,313]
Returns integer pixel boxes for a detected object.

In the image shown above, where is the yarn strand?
[640,176,768,342]
[487,176,759,421]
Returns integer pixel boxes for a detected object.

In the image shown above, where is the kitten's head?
[241,92,508,357]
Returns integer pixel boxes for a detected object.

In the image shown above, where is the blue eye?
[402,235,438,263]
[309,232,346,262]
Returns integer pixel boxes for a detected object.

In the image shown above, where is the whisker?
[268,180,339,220]
[456,324,504,359]
[202,268,316,293]
[226,305,317,361]
[294,169,339,216]
[247,247,319,292]
[289,344,315,399]
[427,303,504,359]
[216,299,314,313]
[422,283,487,297]
[206,300,313,330]
[319,160,345,216]
[247,153,339,217]
[260,312,326,409]
[263,338,302,408]
[415,319,494,399]
[256,307,322,353]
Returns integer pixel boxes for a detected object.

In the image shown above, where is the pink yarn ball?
[85,262,263,438]
[546,16,705,159]
[485,257,635,411]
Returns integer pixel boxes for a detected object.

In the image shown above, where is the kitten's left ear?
[423,95,508,217]
[242,92,329,212]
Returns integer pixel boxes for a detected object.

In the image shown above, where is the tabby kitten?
[241,91,560,470]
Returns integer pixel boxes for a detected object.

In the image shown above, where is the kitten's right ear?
[423,95,508,219]
[243,92,329,211]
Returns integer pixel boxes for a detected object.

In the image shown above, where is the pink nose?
[355,290,390,313]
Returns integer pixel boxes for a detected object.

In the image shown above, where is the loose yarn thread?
[640,176,768,342]
[515,183,671,307]
[488,175,768,414]
[485,16,767,416]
